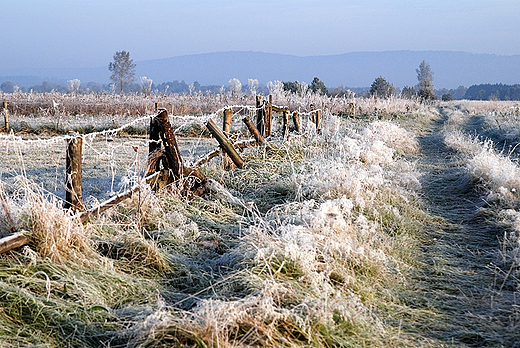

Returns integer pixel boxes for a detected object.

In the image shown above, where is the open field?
[0,92,519,347]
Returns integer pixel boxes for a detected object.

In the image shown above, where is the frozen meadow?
[0,92,519,347]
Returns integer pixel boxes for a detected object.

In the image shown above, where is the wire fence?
[0,100,323,208]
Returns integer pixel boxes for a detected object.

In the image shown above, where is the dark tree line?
[463,84,520,101]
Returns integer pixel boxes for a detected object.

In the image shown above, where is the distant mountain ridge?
[1,51,520,89]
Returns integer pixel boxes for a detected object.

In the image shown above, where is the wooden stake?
[222,108,233,169]
[206,118,244,169]
[255,95,265,137]
[292,111,301,134]
[243,116,266,145]
[223,108,232,135]
[265,95,273,137]
[316,109,322,134]
[3,102,8,132]
[64,135,84,212]
[282,110,290,139]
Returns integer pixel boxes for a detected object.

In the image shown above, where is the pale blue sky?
[2,0,519,69]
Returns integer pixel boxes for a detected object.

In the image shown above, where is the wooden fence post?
[265,95,273,137]
[255,95,265,137]
[147,115,162,175]
[3,102,9,132]
[243,116,266,145]
[316,109,322,134]
[154,102,160,112]
[155,109,183,179]
[292,111,301,134]
[310,104,321,134]
[206,118,244,169]
[222,108,233,169]
[64,135,84,212]
[282,110,290,139]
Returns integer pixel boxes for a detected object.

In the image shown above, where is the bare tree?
[67,79,81,94]
[140,76,153,96]
[248,79,258,96]
[228,78,242,97]
[109,51,136,94]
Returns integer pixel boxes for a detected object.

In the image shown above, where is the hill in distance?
[2,51,520,89]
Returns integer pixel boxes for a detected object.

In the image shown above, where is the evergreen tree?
[369,76,395,98]
[416,60,436,100]
[310,77,328,95]
[401,86,417,99]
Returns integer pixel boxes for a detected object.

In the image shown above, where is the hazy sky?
[2,0,519,69]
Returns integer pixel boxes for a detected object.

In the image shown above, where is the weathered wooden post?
[154,102,160,112]
[292,111,301,134]
[310,104,321,134]
[255,95,265,137]
[243,116,266,145]
[265,94,273,137]
[316,109,322,134]
[223,108,232,135]
[155,109,183,179]
[147,115,162,175]
[222,108,233,169]
[64,135,84,212]
[206,118,244,169]
[3,102,9,132]
[282,110,290,139]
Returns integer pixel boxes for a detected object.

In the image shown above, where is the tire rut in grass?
[406,108,519,347]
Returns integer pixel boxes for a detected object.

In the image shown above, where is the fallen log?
[0,232,29,254]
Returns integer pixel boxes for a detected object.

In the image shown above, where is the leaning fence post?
[3,102,9,132]
[206,118,244,169]
[64,135,84,212]
[222,108,233,169]
[243,116,266,145]
[292,111,301,134]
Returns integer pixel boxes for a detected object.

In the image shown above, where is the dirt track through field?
[407,107,519,347]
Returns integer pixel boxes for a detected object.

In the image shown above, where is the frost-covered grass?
[0,96,441,346]
[442,103,520,302]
